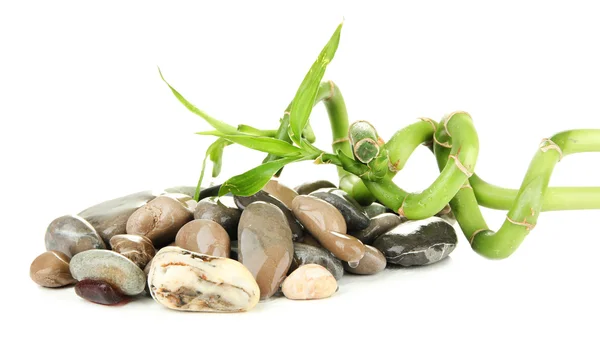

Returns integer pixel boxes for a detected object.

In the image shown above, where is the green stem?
[434,129,600,259]
[361,112,478,218]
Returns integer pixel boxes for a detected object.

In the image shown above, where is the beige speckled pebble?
[282,264,337,300]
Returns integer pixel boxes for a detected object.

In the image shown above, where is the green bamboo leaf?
[196,132,302,157]
[237,124,277,137]
[158,67,238,134]
[219,157,302,196]
[288,22,343,144]
[209,139,230,177]
[194,138,228,201]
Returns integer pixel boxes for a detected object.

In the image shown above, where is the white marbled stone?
[148,246,260,312]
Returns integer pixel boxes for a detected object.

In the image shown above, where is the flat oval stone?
[343,245,386,275]
[314,231,365,263]
[126,195,193,247]
[282,264,337,300]
[148,246,260,312]
[362,202,389,218]
[238,202,294,299]
[45,215,106,257]
[262,179,298,209]
[109,234,156,268]
[78,190,159,245]
[294,180,336,195]
[351,213,405,245]
[291,195,347,234]
[70,249,146,295]
[164,186,197,198]
[193,197,241,240]
[175,219,230,258]
[235,190,304,241]
[30,251,76,287]
[373,217,458,266]
[290,243,344,280]
[75,279,128,305]
[310,188,370,232]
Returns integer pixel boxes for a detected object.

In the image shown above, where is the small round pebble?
[282,264,337,300]
[343,245,387,275]
[109,234,156,268]
[75,279,128,305]
[175,219,230,258]
[30,251,76,287]
[69,249,146,295]
[45,215,106,257]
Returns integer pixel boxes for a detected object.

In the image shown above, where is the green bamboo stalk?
[434,128,600,259]
[360,112,478,218]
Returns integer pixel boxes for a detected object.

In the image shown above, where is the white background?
[2,1,600,343]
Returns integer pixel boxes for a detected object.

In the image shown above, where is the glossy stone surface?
[343,245,386,275]
[373,217,458,266]
[238,202,293,299]
[109,234,156,268]
[297,232,321,248]
[292,195,364,263]
[75,279,128,305]
[148,247,260,312]
[235,190,304,241]
[164,186,197,198]
[78,190,159,244]
[351,213,405,245]
[45,215,106,257]
[282,264,337,300]
[290,243,344,280]
[362,202,389,218]
[70,249,146,295]
[126,195,193,247]
[175,219,230,258]
[193,197,241,240]
[30,251,76,287]
[262,179,298,209]
[436,204,457,225]
[294,180,337,195]
[291,195,346,234]
[310,188,370,232]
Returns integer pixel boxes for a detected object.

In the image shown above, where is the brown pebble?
[291,195,346,234]
[315,231,365,263]
[262,179,298,209]
[175,219,230,258]
[294,180,337,195]
[109,234,156,268]
[343,245,386,275]
[126,195,193,247]
[30,251,76,288]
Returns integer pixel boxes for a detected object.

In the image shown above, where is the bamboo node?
[314,153,326,164]
[397,195,408,217]
[326,80,335,101]
[444,111,471,137]
[506,215,536,231]
[388,159,401,173]
[283,111,290,116]
[418,117,437,132]
[448,154,473,177]
[539,138,563,161]
[332,137,349,145]
[460,183,473,190]
[433,134,452,148]
[469,229,488,245]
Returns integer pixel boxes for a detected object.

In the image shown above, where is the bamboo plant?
[159,22,600,259]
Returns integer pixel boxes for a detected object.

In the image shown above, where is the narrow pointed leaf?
[209,139,230,177]
[194,138,228,200]
[288,22,343,144]
[159,68,237,134]
[237,124,277,137]
[219,157,302,196]
[196,132,302,157]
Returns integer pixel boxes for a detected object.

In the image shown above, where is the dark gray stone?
[194,196,241,240]
[352,213,405,245]
[78,190,158,245]
[310,188,370,232]
[290,242,344,280]
[362,202,389,218]
[294,180,337,195]
[234,191,304,241]
[45,215,106,257]
[373,217,457,266]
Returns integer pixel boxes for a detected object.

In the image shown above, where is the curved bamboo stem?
[434,128,600,259]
